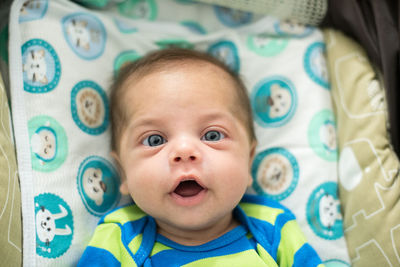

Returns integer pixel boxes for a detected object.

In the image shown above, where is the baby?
[78,48,323,266]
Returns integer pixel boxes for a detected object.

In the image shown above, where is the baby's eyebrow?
[199,111,238,125]
[128,117,162,130]
[124,118,161,141]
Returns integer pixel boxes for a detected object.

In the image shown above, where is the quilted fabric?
[0,71,21,267]
[325,29,400,267]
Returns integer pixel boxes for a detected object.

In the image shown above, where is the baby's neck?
[156,213,240,247]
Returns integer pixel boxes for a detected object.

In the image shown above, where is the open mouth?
[173,180,205,198]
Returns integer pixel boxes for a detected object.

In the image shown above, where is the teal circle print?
[28,116,68,172]
[155,39,194,50]
[274,20,313,38]
[62,12,107,60]
[76,0,110,8]
[247,33,289,57]
[113,18,138,33]
[175,0,195,4]
[208,40,240,73]
[71,80,109,135]
[35,193,73,258]
[118,0,158,20]
[114,50,141,77]
[77,156,121,216]
[251,147,299,201]
[181,21,207,35]
[251,76,297,127]
[19,0,48,23]
[308,109,337,161]
[22,39,61,93]
[306,182,343,240]
[214,6,252,27]
[304,42,329,89]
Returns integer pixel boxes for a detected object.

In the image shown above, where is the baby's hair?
[110,48,256,152]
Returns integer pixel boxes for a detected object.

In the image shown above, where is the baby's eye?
[142,134,166,147]
[202,130,225,142]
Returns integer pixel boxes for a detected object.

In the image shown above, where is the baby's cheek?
[128,161,167,189]
[217,159,249,185]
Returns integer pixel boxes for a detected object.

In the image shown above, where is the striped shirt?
[78,194,323,266]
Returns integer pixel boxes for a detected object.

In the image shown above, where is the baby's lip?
[170,175,207,197]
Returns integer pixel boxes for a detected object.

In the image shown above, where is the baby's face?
[115,63,255,242]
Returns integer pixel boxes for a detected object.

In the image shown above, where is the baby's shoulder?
[99,203,147,225]
[80,204,150,266]
[239,194,296,225]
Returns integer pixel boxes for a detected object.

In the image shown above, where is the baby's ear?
[119,181,129,195]
[249,141,257,167]
[110,151,129,195]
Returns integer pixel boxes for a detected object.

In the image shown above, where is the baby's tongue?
[174,180,203,197]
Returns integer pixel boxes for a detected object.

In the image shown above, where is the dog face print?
[66,19,93,51]
[259,156,287,192]
[23,49,48,85]
[319,193,342,229]
[311,52,328,83]
[20,0,41,14]
[36,205,72,247]
[83,167,107,206]
[268,83,292,119]
[77,88,105,128]
[319,121,337,152]
[31,127,57,162]
[279,19,307,35]
[133,1,151,18]
[253,34,270,49]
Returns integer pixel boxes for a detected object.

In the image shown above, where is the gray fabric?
[195,0,328,25]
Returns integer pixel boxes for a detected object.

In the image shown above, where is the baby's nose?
[173,155,197,163]
[169,138,201,164]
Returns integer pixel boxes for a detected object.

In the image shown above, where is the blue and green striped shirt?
[78,194,323,266]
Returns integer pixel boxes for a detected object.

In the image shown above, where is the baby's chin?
[154,211,237,245]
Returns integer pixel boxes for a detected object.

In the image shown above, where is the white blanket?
[9,0,350,265]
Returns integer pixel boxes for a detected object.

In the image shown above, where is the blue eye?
[202,130,225,142]
[142,134,166,147]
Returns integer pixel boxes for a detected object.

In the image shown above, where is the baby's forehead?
[122,60,235,96]
[122,62,240,112]
[143,58,233,78]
